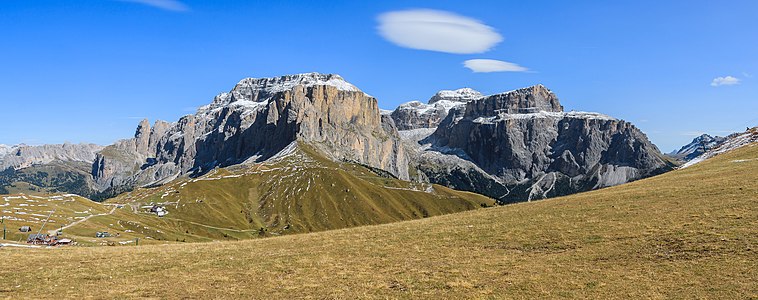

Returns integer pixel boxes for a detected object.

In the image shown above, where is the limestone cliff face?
[1,75,674,204]
[91,73,408,197]
[0,143,104,198]
[0,143,103,171]
[413,85,672,203]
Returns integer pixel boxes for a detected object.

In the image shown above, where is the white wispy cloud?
[463,59,528,73]
[710,75,740,87]
[120,0,189,12]
[377,9,502,54]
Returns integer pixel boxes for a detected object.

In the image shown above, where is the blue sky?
[1,0,756,152]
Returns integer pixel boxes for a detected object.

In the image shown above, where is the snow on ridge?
[429,88,483,104]
[435,88,482,99]
[198,73,368,115]
[268,141,299,162]
[473,111,616,124]
[399,128,437,142]
[669,134,726,159]
[230,100,267,110]
[236,73,360,94]
[482,84,550,98]
[0,144,15,157]
[396,100,466,116]
[433,100,466,111]
[681,127,758,168]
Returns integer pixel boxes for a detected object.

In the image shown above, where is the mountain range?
[2,73,680,205]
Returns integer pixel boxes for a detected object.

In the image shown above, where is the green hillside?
[1,143,492,245]
[2,142,755,299]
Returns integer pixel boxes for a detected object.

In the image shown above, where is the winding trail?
[48,206,118,235]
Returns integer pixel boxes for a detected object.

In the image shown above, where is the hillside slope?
[2,144,755,298]
[1,143,492,245]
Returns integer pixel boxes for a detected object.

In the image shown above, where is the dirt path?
[48,206,118,235]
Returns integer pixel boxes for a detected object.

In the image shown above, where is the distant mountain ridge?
[681,126,758,168]
[669,134,727,161]
[0,143,103,196]
[0,143,103,170]
[390,88,482,130]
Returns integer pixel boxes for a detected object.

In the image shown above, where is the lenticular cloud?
[463,59,528,73]
[377,9,503,54]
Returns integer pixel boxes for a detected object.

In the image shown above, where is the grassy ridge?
[1,143,756,298]
[1,143,492,245]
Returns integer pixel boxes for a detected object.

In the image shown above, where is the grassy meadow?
[1,144,492,246]
[1,144,756,299]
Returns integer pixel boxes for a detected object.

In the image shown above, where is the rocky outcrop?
[681,126,758,168]
[669,134,727,161]
[390,88,482,130]
[0,143,103,171]
[91,73,409,197]
[412,85,672,203]
[428,88,483,104]
[1,74,675,205]
[0,143,103,198]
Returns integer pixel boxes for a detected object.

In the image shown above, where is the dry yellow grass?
[1,144,756,299]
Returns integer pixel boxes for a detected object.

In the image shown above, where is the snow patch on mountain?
[390,88,484,131]
[472,111,616,124]
[428,88,483,104]
[0,144,15,157]
[681,127,758,168]
[237,73,360,94]
[669,134,727,161]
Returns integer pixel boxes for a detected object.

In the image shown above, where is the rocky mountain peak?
[90,72,408,198]
[428,88,483,104]
[0,143,103,171]
[423,84,671,203]
[134,118,151,155]
[669,134,727,162]
[227,73,359,103]
[201,73,365,113]
[390,88,484,131]
[464,84,563,118]
[681,126,758,168]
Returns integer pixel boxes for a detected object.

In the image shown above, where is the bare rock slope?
[1,74,674,205]
[0,143,103,196]
[406,85,673,203]
[669,134,727,162]
[390,88,482,130]
[92,73,409,198]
